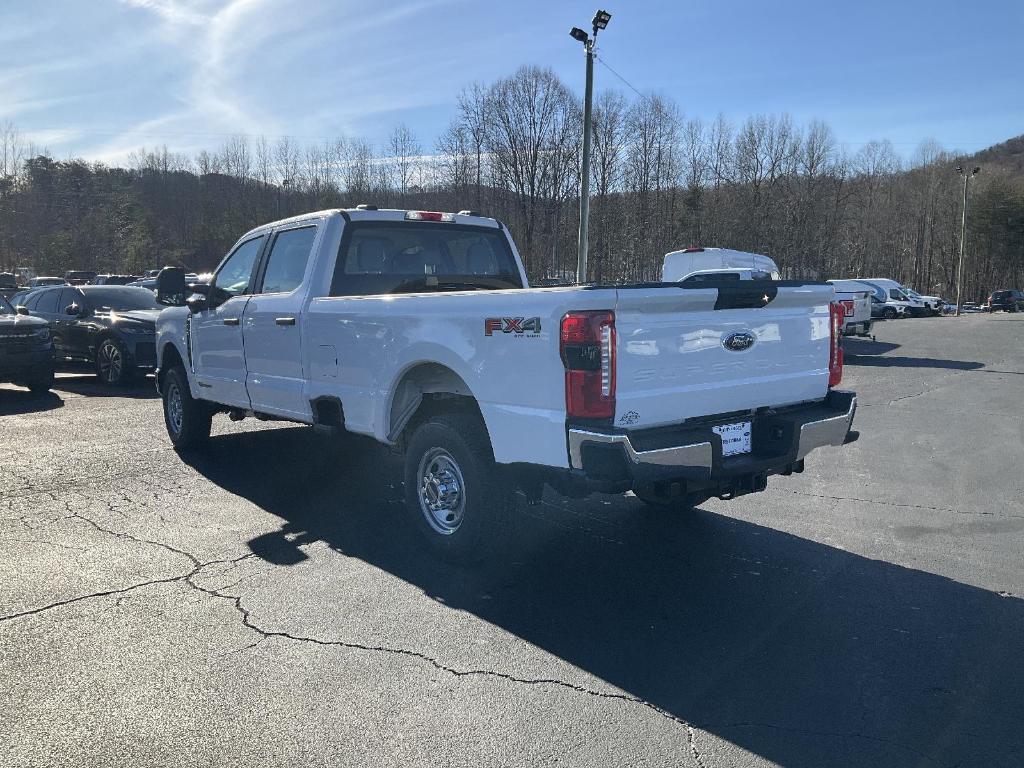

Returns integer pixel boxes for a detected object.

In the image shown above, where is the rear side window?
[330,222,522,297]
[259,226,317,295]
[213,236,264,299]
[34,289,60,314]
[682,272,741,284]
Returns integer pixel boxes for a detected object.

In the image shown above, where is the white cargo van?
[859,278,929,317]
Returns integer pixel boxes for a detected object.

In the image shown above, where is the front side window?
[259,227,317,295]
[330,222,522,297]
[58,288,83,313]
[0,295,12,315]
[213,236,264,300]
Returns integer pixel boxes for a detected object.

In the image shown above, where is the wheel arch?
[385,362,484,445]
[157,340,186,393]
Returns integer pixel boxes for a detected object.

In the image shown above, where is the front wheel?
[403,413,514,562]
[163,366,212,450]
[95,338,134,385]
[883,307,898,320]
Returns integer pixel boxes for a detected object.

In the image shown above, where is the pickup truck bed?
[155,208,856,560]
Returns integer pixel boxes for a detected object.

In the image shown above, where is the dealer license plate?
[713,421,752,457]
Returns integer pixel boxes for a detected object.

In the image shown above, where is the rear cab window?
[329,221,522,297]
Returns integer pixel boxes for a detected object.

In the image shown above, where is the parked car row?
[1,285,161,391]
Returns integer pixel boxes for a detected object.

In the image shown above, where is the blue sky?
[1,0,1020,164]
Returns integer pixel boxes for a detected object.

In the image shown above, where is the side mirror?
[156,266,187,306]
[15,305,29,315]
[65,303,84,316]
[185,294,207,313]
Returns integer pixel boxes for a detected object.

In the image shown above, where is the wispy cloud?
[117,0,208,27]
[89,0,272,162]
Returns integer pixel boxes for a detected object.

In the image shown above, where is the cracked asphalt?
[2,313,1023,767]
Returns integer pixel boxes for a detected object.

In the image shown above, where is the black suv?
[0,295,55,393]
[986,290,1024,313]
[18,285,160,385]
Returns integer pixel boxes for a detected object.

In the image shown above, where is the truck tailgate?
[836,290,871,327]
[613,284,833,429]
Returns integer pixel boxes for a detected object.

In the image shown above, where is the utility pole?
[954,165,980,316]
[569,10,611,284]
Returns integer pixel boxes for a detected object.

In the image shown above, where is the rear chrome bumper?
[567,390,857,476]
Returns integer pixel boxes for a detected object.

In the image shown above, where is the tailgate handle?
[223,317,240,326]
[275,317,296,326]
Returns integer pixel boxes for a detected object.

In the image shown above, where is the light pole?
[278,178,291,218]
[954,164,980,316]
[569,9,611,284]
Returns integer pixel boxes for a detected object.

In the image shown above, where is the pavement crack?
[186,577,698,736]
[69,510,202,568]
[0,574,192,624]
[786,489,1023,519]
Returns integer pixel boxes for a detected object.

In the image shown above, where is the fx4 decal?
[485,317,542,336]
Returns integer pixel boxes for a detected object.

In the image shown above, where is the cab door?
[190,235,265,408]
[241,224,319,420]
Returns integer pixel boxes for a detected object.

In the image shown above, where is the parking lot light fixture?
[569,10,612,284]
[954,165,980,317]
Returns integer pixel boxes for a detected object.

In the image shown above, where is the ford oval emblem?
[722,331,756,352]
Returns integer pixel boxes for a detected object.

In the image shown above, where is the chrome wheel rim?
[417,448,466,535]
[166,381,183,435]
[98,341,123,382]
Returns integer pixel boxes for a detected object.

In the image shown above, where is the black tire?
[26,366,55,394]
[883,307,898,320]
[95,337,135,385]
[403,412,515,563]
[162,366,212,450]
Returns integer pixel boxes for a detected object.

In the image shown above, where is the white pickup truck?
[827,280,875,338]
[154,208,856,559]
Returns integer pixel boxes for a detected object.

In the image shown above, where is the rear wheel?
[403,412,514,562]
[163,366,212,450]
[95,338,134,385]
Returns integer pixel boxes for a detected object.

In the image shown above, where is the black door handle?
[275,317,296,326]
[223,317,240,326]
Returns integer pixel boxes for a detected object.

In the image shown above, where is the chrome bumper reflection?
[796,393,857,460]
[567,392,856,472]
[567,430,713,473]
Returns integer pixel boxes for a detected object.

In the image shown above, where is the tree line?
[1,65,1021,299]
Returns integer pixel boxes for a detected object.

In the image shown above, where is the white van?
[662,248,781,283]
[859,278,929,317]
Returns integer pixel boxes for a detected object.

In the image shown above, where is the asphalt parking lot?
[2,313,1023,768]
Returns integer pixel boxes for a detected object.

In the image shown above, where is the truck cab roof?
[662,247,780,283]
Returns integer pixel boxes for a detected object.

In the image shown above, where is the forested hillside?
[1,66,1021,299]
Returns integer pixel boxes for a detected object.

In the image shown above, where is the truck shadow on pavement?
[184,427,1024,767]
[843,339,984,371]
[50,372,158,399]
[0,389,64,415]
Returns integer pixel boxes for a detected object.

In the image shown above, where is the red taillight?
[560,311,615,419]
[404,210,453,222]
[829,302,844,387]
